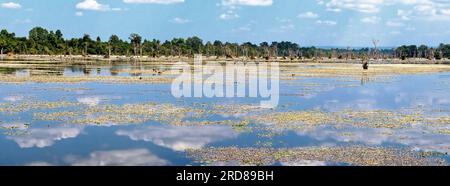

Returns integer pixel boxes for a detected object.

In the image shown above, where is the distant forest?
[1,27,450,60]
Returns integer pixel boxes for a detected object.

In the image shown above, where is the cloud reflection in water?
[116,125,239,151]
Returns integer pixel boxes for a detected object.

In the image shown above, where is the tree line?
[395,44,450,60]
[1,27,450,60]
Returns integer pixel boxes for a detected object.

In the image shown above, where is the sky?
[1,0,450,47]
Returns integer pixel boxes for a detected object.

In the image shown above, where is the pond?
[0,62,449,166]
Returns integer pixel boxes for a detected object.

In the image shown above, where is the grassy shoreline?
[1,54,450,64]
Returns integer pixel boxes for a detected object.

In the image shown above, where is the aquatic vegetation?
[280,63,450,79]
[340,110,424,129]
[176,120,250,127]
[0,123,31,136]
[0,123,30,130]
[32,102,254,128]
[0,75,173,84]
[113,68,183,76]
[435,129,450,135]
[246,109,435,130]
[212,104,271,117]
[428,116,450,126]
[249,110,335,127]
[0,101,80,114]
[33,103,197,125]
[187,146,448,166]
[1,63,448,86]
[34,111,79,121]
[32,87,93,92]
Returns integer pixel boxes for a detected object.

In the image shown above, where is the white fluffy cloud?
[316,20,337,26]
[220,10,240,20]
[318,0,450,20]
[123,0,185,4]
[319,0,385,13]
[361,16,381,23]
[170,17,191,24]
[403,0,450,20]
[397,9,412,20]
[221,0,273,7]
[220,0,273,20]
[76,0,110,11]
[1,2,21,9]
[298,11,319,19]
[75,11,84,16]
[386,20,405,27]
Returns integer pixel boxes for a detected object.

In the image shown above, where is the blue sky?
[1,0,450,47]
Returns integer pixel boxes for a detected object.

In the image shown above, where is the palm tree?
[129,33,142,56]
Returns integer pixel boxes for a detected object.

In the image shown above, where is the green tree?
[29,27,50,54]
[418,45,429,58]
[438,43,450,58]
[82,34,93,55]
[186,36,203,54]
[108,35,121,55]
[0,29,15,54]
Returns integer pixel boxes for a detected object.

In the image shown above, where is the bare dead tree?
[429,49,435,60]
[264,46,270,59]
[372,39,380,60]
[346,47,352,60]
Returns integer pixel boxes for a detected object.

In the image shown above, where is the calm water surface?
[0,63,449,165]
